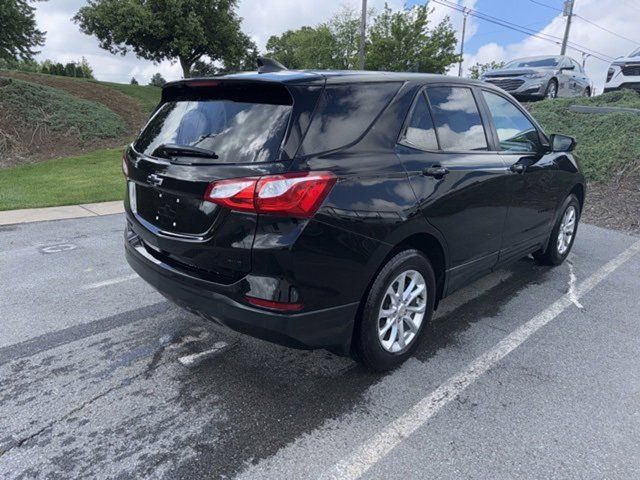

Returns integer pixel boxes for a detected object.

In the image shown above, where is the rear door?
[396,84,510,293]
[125,80,320,282]
[479,89,561,263]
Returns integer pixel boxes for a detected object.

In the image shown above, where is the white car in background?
[604,48,640,93]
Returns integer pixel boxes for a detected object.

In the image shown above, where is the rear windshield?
[134,85,292,164]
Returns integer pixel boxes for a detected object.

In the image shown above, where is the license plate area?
[134,183,217,235]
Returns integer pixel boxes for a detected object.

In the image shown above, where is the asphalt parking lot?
[1,214,639,479]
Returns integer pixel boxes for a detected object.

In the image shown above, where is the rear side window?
[482,91,541,152]
[301,82,401,155]
[401,92,438,151]
[425,86,488,151]
[134,86,292,164]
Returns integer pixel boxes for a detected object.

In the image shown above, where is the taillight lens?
[245,296,303,312]
[204,171,336,218]
[122,153,129,177]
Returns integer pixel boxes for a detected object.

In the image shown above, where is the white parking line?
[178,341,231,366]
[324,240,640,480]
[82,274,138,290]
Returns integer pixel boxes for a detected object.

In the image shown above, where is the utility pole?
[457,8,469,77]
[560,0,575,55]
[359,0,367,70]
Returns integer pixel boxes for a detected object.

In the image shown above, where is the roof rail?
[257,57,288,74]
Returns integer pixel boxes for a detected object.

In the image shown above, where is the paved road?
[1,215,639,479]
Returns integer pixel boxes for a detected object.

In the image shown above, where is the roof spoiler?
[257,57,287,74]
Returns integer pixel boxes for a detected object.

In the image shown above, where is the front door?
[479,89,562,263]
[396,85,510,293]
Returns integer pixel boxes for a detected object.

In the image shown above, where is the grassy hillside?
[0,77,127,167]
[98,81,160,115]
[527,90,640,181]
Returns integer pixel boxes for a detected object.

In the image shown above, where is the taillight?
[245,296,303,312]
[122,153,129,178]
[204,171,336,218]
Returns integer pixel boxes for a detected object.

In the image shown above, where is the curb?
[0,201,124,226]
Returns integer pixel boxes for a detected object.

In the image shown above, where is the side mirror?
[550,134,576,152]
[560,64,575,71]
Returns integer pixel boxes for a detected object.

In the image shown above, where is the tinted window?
[482,91,541,152]
[301,82,401,154]
[426,86,487,151]
[402,93,438,150]
[135,98,291,164]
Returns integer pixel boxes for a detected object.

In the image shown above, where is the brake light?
[204,172,336,218]
[245,296,303,312]
[122,153,129,177]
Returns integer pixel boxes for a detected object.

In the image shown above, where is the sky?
[32,0,640,93]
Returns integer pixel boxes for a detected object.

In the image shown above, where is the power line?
[430,0,615,63]
[527,0,639,48]
[574,14,639,46]
[527,0,562,12]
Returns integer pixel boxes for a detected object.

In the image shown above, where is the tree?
[78,56,94,79]
[74,0,256,78]
[266,26,338,70]
[149,73,166,87]
[366,4,460,73]
[265,7,366,70]
[468,60,505,80]
[0,0,46,62]
[64,62,77,77]
[130,77,138,85]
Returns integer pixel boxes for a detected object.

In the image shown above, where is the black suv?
[124,68,585,371]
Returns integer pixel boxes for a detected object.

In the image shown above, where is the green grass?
[0,148,125,211]
[527,89,640,181]
[99,81,161,114]
[0,77,126,140]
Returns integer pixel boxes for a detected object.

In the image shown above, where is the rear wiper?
[152,143,219,160]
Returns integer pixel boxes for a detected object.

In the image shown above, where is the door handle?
[422,166,449,178]
[510,163,526,174]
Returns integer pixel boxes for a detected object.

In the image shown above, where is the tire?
[534,194,581,266]
[352,249,436,372]
[584,87,591,97]
[544,79,558,99]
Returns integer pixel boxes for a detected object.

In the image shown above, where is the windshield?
[135,98,291,164]
[630,48,640,57]
[505,57,560,68]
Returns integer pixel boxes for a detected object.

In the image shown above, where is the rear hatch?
[125,80,302,282]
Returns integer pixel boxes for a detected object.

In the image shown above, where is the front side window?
[482,91,541,153]
[401,92,438,151]
[425,86,488,151]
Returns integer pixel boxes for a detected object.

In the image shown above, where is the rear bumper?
[124,225,358,355]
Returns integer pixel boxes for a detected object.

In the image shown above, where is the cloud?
[463,0,636,92]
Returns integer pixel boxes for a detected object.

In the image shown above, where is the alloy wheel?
[377,270,427,353]
[557,205,576,255]
[547,82,557,99]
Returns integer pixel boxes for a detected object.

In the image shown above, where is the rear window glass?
[425,86,488,151]
[134,86,292,164]
[301,82,401,155]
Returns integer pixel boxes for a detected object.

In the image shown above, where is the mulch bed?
[582,172,640,234]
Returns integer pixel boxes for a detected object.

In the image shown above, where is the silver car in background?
[481,55,592,100]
